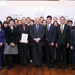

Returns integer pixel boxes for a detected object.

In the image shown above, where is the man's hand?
[56,43,58,48]
[19,40,22,43]
[0,43,3,46]
[70,46,73,50]
[67,43,69,48]
[51,42,54,46]
[34,38,40,43]
[26,40,29,44]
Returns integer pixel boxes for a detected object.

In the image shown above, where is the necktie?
[61,25,63,33]
[23,24,25,31]
[36,25,39,33]
[47,25,49,31]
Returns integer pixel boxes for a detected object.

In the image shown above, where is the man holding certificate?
[17,17,30,68]
[30,17,45,68]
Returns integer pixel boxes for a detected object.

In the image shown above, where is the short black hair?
[26,17,31,19]
[46,15,52,20]
[60,16,65,20]
[42,20,47,23]
[14,19,18,20]
[67,20,73,24]
[0,21,3,28]
[31,19,34,23]
[9,19,15,24]
[40,16,44,18]
[6,16,12,19]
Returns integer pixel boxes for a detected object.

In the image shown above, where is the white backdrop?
[0,6,75,24]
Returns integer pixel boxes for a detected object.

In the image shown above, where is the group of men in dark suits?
[15,15,75,70]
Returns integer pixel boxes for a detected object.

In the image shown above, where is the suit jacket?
[17,24,30,45]
[56,24,70,45]
[70,29,75,50]
[5,26,18,45]
[45,24,56,46]
[30,24,45,46]
[0,29,5,45]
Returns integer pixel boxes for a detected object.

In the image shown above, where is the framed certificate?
[21,33,28,43]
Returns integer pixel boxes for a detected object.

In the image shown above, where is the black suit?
[71,29,75,68]
[30,24,45,66]
[56,24,70,66]
[45,24,56,66]
[6,26,18,44]
[17,24,30,66]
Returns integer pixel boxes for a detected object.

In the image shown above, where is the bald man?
[30,17,45,68]
[17,17,30,68]
[53,17,58,22]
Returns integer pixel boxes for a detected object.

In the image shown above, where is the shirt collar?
[47,23,51,27]
[36,25,39,27]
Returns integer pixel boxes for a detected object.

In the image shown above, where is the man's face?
[40,18,44,23]
[53,17,58,22]
[15,20,18,25]
[22,17,26,24]
[26,18,31,24]
[68,22,72,27]
[60,18,65,24]
[7,18,11,22]
[35,17,40,25]
[46,18,52,24]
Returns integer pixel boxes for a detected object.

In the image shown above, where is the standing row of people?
[0,15,75,70]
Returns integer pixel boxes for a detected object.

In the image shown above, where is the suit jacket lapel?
[63,24,66,33]
[58,25,61,34]
[48,24,53,33]
[38,24,41,33]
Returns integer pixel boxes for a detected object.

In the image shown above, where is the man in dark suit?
[17,17,30,68]
[70,27,75,70]
[56,16,70,69]
[45,15,56,68]
[30,17,45,68]
[67,20,73,64]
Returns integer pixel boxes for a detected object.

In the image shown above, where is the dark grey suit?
[17,24,30,66]
[45,24,56,66]
[30,24,45,66]
[56,24,70,66]
[71,29,75,68]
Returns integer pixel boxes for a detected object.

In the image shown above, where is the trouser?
[32,46,42,66]
[72,50,75,68]
[57,45,67,66]
[45,43,55,65]
[19,44,28,65]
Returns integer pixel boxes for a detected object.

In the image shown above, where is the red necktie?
[23,24,25,30]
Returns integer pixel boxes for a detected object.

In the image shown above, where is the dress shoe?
[11,65,14,68]
[19,64,23,68]
[49,65,54,68]
[0,67,2,70]
[45,65,50,67]
[62,66,66,70]
[38,65,42,68]
[72,68,75,70]
[25,64,29,67]
[33,65,36,68]
[56,65,61,69]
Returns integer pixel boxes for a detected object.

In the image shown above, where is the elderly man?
[17,17,30,68]
[30,17,45,68]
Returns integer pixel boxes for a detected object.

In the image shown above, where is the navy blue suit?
[0,29,5,68]
[45,24,56,66]
[71,29,75,68]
